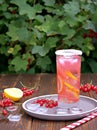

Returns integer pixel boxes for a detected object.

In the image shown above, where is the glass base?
[57,101,83,114]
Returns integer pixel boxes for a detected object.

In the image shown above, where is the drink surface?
[56,53,81,104]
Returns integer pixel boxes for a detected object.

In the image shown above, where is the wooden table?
[0,73,97,130]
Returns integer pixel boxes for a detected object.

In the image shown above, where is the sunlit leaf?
[63,1,80,16]
[83,20,96,31]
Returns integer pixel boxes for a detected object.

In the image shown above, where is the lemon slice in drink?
[64,82,79,98]
[4,88,23,101]
[65,71,77,80]
[57,76,64,93]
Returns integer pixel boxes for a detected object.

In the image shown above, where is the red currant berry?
[2,109,8,116]
[83,87,89,92]
[21,87,27,91]
[0,101,4,107]
[90,85,95,90]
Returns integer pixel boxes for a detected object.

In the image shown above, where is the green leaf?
[63,1,81,27]
[18,27,31,43]
[83,20,96,31]
[35,15,44,23]
[10,56,28,72]
[0,35,7,45]
[6,25,19,41]
[42,0,55,6]
[60,25,75,38]
[32,45,49,56]
[32,37,58,56]
[27,67,35,74]
[0,2,7,11]
[58,20,76,36]
[13,45,21,55]
[63,1,80,16]
[77,15,87,22]
[0,0,3,4]
[45,37,58,49]
[11,0,26,6]
[0,46,9,55]
[36,56,51,70]
[91,9,97,26]
[87,59,97,73]
[11,0,43,19]
[23,53,35,62]
[7,25,31,42]
[36,15,59,36]
[11,0,35,19]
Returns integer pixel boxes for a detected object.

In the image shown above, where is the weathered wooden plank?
[0,74,97,130]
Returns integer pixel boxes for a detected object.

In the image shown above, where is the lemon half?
[4,88,23,101]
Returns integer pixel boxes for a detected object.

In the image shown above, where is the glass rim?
[55,49,82,56]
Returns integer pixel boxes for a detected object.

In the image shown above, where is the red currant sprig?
[83,29,97,39]
[20,81,38,97]
[34,98,58,108]
[80,82,97,93]
[0,98,13,107]
[1,109,8,116]
[0,98,13,116]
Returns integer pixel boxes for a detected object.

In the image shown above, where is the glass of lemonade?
[55,49,82,108]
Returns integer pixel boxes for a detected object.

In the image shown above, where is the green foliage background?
[0,0,97,73]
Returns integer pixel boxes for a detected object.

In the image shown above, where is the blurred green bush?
[0,0,97,73]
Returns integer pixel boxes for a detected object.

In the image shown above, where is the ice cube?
[8,114,22,122]
[56,108,69,114]
[70,106,82,114]
[35,106,48,114]
[6,106,18,112]
[26,103,40,111]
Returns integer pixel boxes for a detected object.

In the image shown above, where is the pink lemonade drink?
[55,49,82,107]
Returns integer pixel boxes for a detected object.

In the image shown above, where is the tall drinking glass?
[55,49,82,110]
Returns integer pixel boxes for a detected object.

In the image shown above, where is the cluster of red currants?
[80,82,97,93]
[0,86,36,116]
[0,98,13,115]
[35,98,58,108]
[83,29,97,39]
[21,87,35,97]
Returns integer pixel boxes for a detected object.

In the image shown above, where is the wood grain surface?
[0,73,97,130]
